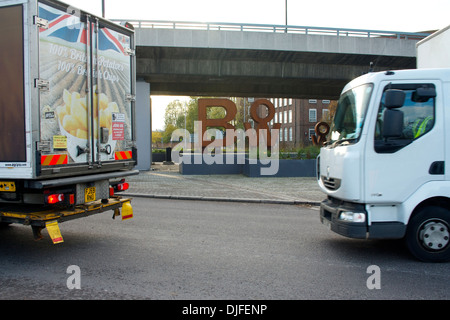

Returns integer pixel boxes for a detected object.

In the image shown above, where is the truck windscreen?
[329,83,373,146]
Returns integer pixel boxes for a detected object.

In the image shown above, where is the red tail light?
[116,182,129,192]
[110,180,130,196]
[69,194,75,205]
[47,193,64,204]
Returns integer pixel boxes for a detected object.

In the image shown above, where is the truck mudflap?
[0,196,133,244]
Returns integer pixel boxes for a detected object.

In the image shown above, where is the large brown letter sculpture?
[198,98,280,148]
[243,99,280,148]
[198,99,237,147]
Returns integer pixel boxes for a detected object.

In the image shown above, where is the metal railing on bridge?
[113,19,430,40]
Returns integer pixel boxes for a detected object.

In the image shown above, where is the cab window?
[375,84,435,153]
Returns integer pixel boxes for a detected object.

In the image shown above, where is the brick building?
[268,98,334,148]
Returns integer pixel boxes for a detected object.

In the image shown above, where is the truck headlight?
[339,211,366,223]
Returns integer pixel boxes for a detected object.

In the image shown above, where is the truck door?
[364,81,444,204]
[37,2,135,174]
[38,2,90,167]
[93,22,135,166]
[0,4,26,164]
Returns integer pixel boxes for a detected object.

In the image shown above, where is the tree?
[323,100,337,123]
[152,131,163,146]
[162,123,178,143]
[164,100,185,128]
[184,97,199,133]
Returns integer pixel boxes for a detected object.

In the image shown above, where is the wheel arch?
[408,196,450,224]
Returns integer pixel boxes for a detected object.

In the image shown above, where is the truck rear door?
[37,1,135,177]
[93,21,135,166]
[0,4,27,166]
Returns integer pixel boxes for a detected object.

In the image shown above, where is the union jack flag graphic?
[38,3,127,54]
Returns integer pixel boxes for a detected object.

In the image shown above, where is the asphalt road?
[0,197,449,302]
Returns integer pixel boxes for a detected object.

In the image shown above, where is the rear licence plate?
[85,187,96,202]
[0,181,15,192]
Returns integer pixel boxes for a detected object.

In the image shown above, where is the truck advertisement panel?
[38,2,133,167]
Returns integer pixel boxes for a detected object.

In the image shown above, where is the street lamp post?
[285,0,288,26]
[285,0,288,33]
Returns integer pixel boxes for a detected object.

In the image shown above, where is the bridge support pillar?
[135,80,151,170]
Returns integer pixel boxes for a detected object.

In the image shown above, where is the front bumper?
[320,197,368,239]
[320,197,407,239]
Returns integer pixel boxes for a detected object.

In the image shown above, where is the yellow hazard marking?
[121,201,133,220]
[41,154,68,166]
[115,151,132,160]
[46,221,64,244]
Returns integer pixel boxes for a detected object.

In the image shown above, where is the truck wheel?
[405,206,450,262]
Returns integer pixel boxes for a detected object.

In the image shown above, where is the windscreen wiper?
[331,138,358,148]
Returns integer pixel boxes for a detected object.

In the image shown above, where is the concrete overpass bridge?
[120,20,429,99]
[117,20,429,169]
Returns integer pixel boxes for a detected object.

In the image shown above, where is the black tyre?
[405,206,450,262]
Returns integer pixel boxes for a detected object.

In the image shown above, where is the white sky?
[63,0,450,130]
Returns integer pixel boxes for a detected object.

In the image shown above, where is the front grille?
[321,176,341,191]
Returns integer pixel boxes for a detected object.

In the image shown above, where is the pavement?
[123,162,326,206]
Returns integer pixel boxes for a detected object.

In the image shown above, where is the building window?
[288,110,292,123]
[322,100,330,104]
[284,128,288,141]
[309,128,315,141]
[322,109,330,121]
[289,127,293,141]
[309,109,317,122]
[284,110,287,124]
[309,99,317,104]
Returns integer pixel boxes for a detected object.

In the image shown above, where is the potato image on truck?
[56,88,121,162]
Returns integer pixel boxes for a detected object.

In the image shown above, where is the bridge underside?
[137,46,416,99]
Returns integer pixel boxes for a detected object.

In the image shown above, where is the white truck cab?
[318,68,450,262]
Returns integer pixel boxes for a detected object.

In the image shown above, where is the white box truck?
[0,0,138,243]
[318,27,450,262]
[417,25,450,69]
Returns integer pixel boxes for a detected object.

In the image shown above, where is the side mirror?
[385,89,405,108]
[383,109,404,139]
[412,87,436,102]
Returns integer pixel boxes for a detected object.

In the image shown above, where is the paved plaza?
[124,163,325,205]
